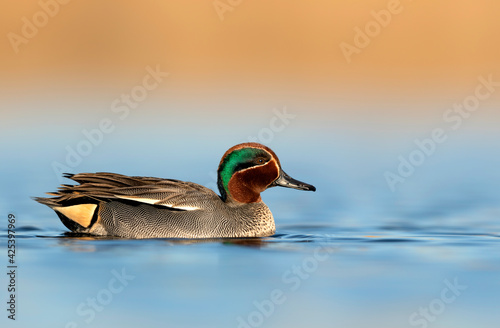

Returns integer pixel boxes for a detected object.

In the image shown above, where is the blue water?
[1,118,500,328]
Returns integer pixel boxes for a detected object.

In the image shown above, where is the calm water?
[1,125,499,328]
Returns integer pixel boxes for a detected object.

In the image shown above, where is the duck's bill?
[270,170,316,192]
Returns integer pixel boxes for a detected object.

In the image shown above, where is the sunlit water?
[1,127,499,328]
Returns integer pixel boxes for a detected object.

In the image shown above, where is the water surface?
[1,127,499,328]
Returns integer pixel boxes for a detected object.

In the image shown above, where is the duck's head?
[217,142,316,203]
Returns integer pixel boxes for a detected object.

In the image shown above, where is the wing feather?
[42,172,221,211]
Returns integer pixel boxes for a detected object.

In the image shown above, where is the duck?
[35,142,316,239]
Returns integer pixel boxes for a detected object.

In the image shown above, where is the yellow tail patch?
[53,204,97,228]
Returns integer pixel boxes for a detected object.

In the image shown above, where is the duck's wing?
[35,172,221,211]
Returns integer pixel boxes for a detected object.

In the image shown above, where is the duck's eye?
[257,157,266,164]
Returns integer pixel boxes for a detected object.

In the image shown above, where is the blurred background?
[1,1,499,328]
[1,0,499,225]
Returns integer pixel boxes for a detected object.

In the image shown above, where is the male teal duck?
[35,142,316,239]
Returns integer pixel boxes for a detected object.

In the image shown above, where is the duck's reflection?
[52,232,269,252]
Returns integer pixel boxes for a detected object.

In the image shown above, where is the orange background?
[1,0,499,122]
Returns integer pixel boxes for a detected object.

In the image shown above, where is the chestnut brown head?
[217,143,315,203]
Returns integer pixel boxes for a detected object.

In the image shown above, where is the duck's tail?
[34,174,103,232]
